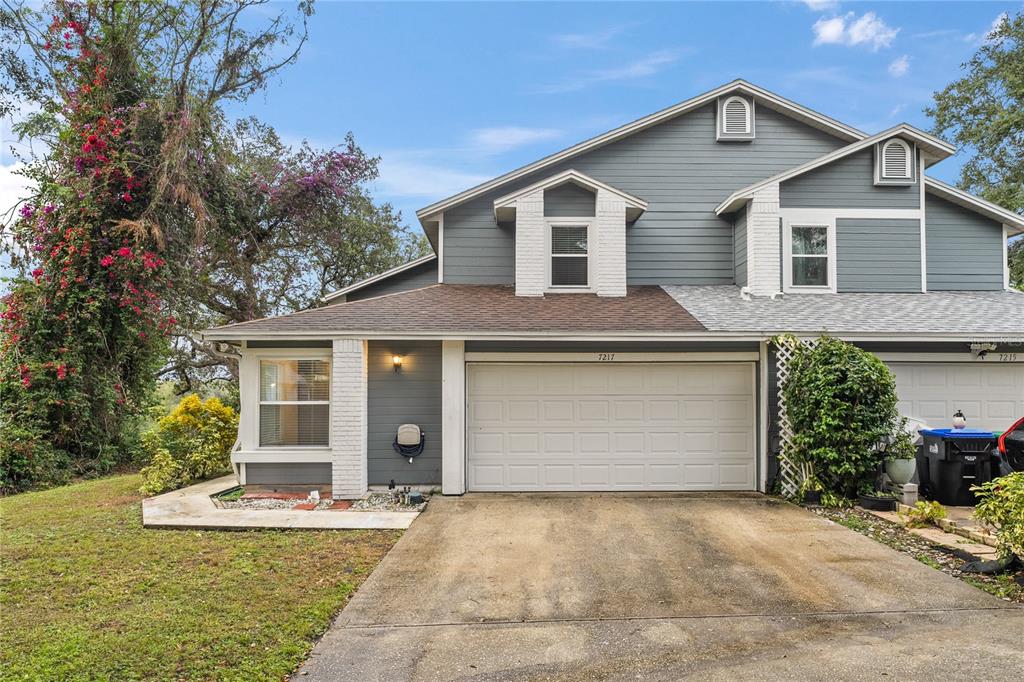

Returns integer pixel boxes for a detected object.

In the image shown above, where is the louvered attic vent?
[882,139,910,178]
[718,96,754,141]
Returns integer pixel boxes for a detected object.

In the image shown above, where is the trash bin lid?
[920,428,996,439]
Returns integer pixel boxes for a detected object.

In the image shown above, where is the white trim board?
[322,254,438,302]
[464,352,759,362]
[780,208,922,221]
[493,168,647,223]
[417,79,865,222]
[874,353,1024,363]
[231,450,332,464]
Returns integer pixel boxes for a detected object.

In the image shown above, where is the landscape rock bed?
[216,497,333,511]
[813,505,1024,603]
[352,492,428,513]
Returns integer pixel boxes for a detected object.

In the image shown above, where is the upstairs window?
[881,139,912,179]
[550,224,589,288]
[783,220,836,294]
[259,359,330,447]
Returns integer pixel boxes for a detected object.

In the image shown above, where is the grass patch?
[0,474,401,679]
[215,486,245,502]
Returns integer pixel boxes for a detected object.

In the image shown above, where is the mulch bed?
[812,506,1024,604]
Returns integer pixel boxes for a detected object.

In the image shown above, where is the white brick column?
[747,183,782,296]
[441,340,466,495]
[331,339,367,499]
[514,190,545,296]
[595,188,627,297]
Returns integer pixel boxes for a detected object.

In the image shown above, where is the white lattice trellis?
[774,336,819,499]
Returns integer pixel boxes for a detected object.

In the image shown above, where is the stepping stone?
[329,500,353,510]
[292,502,317,510]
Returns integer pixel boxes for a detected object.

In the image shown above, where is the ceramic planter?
[885,458,917,486]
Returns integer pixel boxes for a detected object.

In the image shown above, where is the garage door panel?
[467,363,756,492]
[887,362,1023,432]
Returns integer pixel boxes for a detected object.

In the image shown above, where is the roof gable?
[417,79,865,223]
[492,169,648,223]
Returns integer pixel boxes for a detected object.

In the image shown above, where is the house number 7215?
[597,353,616,361]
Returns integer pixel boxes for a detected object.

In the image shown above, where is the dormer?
[717,95,755,141]
[494,170,647,298]
[874,137,917,186]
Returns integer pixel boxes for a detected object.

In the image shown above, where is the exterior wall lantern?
[392,354,403,372]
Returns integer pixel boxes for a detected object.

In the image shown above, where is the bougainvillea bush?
[780,336,904,499]
[139,396,238,496]
[1,11,171,492]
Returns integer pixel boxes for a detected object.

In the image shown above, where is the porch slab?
[141,476,419,530]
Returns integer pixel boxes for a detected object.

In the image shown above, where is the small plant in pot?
[883,419,918,486]
[857,487,899,512]
[800,475,824,506]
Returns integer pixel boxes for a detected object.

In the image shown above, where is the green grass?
[0,475,401,680]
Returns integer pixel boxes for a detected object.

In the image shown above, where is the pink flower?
[121,192,132,202]
[100,255,114,267]
[56,364,67,380]
[116,247,132,258]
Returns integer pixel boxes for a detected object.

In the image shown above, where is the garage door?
[466,363,756,491]
[888,362,1024,432]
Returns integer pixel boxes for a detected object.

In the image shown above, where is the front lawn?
[0,475,401,679]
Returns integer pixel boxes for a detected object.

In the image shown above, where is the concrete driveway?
[298,494,1023,680]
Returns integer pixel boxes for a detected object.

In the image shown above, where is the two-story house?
[204,80,1024,498]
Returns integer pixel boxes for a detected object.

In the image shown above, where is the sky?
[1,0,1021,250]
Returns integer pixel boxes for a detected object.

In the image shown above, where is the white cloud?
[0,162,35,228]
[468,127,562,155]
[550,27,624,50]
[888,55,910,77]
[802,0,839,11]
[374,154,491,200]
[813,11,900,51]
[536,48,687,94]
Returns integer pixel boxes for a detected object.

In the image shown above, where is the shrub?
[972,473,1024,560]
[900,500,947,528]
[139,396,238,496]
[781,336,902,498]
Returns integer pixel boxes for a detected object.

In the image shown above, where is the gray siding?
[734,206,748,286]
[246,463,330,486]
[780,149,920,209]
[347,260,438,301]
[544,183,596,217]
[925,194,1005,291]
[836,218,921,293]
[443,103,847,285]
[366,340,442,486]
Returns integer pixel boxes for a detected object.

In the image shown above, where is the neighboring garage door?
[466,362,756,491]
[888,362,1024,432]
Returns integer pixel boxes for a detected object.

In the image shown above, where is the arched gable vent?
[723,97,751,134]
[881,139,912,179]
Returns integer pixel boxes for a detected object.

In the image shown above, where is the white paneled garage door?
[466,363,756,491]
[888,362,1024,432]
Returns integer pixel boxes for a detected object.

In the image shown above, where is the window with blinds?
[550,224,589,287]
[881,139,911,179]
[721,96,751,135]
[259,359,330,447]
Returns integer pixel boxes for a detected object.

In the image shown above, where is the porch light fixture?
[393,354,403,372]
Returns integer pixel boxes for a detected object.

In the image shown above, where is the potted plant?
[857,488,899,512]
[800,475,824,506]
[883,419,918,486]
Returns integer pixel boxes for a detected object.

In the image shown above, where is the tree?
[927,12,1023,288]
[162,118,426,392]
[0,0,314,490]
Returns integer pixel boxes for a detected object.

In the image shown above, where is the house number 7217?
[597,353,616,361]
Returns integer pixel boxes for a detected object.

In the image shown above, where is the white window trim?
[252,352,332,451]
[782,217,837,294]
[721,95,752,135]
[880,138,913,180]
[546,218,594,292]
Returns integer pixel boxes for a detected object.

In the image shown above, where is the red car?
[998,416,1024,473]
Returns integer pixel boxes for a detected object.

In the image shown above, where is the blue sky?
[2,0,1020,238]
[217,0,1020,229]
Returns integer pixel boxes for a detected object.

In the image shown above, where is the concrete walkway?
[141,476,419,530]
[298,494,1023,680]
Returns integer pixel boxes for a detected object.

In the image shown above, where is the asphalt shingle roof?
[662,285,1024,337]
[205,285,705,337]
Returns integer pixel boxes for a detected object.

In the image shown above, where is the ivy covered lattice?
[772,335,819,499]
